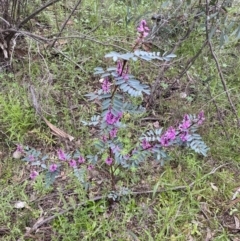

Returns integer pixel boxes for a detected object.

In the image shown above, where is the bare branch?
[17,0,61,28]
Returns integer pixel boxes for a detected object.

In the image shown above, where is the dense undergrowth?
[0,0,240,240]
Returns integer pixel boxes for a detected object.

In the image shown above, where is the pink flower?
[117,60,123,76]
[78,156,85,164]
[137,19,149,37]
[106,110,122,125]
[110,128,118,138]
[180,131,189,142]
[102,78,111,93]
[30,171,38,180]
[197,110,205,125]
[105,157,113,165]
[87,165,94,170]
[17,144,24,153]
[141,139,151,149]
[57,149,67,161]
[69,159,77,168]
[165,127,176,140]
[49,164,58,172]
[160,127,176,147]
[160,135,170,147]
[179,115,191,130]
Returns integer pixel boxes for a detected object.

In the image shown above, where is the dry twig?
[23,163,228,237]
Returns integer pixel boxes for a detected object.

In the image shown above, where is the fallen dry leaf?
[234,216,240,229]
[210,182,218,191]
[232,187,240,200]
[42,116,74,141]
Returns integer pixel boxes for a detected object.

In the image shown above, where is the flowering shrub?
[17,20,209,189]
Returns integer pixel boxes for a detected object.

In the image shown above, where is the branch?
[17,0,61,28]
[205,0,240,127]
[23,163,228,236]
[50,0,83,47]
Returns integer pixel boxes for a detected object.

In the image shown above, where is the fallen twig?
[23,163,228,237]
[205,0,240,127]
[51,0,83,47]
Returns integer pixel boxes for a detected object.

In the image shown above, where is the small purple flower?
[197,110,205,125]
[122,65,129,80]
[117,60,123,76]
[110,128,118,138]
[160,127,176,147]
[17,144,24,153]
[160,135,170,147]
[57,149,67,161]
[106,110,122,125]
[105,157,113,165]
[180,131,189,142]
[102,78,111,93]
[78,156,85,164]
[87,165,94,170]
[165,126,176,140]
[141,139,151,149]
[49,164,58,172]
[30,171,38,180]
[179,114,191,130]
[137,20,149,37]
[28,155,35,161]
[69,159,77,168]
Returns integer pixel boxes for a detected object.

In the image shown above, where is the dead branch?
[23,163,228,237]
[51,0,83,47]
[17,0,62,28]
[205,0,240,127]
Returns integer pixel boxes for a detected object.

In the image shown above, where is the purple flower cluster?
[106,110,122,125]
[141,139,151,149]
[105,157,113,165]
[137,20,150,38]
[57,149,67,161]
[197,110,205,125]
[179,114,191,131]
[110,128,118,138]
[30,170,38,180]
[159,111,205,146]
[178,114,191,142]
[102,78,111,93]
[160,126,176,147]
[49,163,58,172]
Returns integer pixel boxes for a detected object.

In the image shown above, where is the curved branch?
[17,0,61,28]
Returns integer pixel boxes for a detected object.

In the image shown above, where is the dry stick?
[17,0,62,28]
[50,0,83,47]
[206,83,230,139]
[24,163,228,236]
[177,40,208,80]
[205,0,240,127]
[208,42,240,127]
[149,18,204,106]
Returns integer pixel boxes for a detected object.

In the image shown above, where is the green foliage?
[45,169,61,188]
[0,87,35,142]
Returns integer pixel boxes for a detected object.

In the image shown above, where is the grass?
[1,0,240,240]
